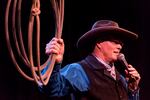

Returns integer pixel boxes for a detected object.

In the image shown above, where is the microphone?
[117,53,129,69]
[117,53,136,80]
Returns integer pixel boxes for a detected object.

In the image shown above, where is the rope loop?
[5,0,64,86]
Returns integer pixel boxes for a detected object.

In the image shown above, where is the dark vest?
[76,55,128,100]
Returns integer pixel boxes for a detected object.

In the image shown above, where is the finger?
[128,70,138,74]
[125,69,128,74]
[45,46,58,54]
[46,42,60,49]
[57,38,64,45]
[47,44,60,52]
[128,64,133,68]
[46,40,61,50]
[129,72,140,78]
[128,68,136,72]
[45,44,61,55]
[127,65,137,72]
[51,38,63,44]
[45,49,59,55]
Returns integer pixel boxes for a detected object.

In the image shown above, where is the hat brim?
[77,27,138,49]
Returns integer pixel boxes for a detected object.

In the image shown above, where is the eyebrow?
[110,40,124,46]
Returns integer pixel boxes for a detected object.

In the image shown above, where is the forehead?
[98,34,124,43]
[107,36,123,43]
[96,35,124,46]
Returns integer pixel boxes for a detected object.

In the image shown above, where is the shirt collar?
[92,54,114,70]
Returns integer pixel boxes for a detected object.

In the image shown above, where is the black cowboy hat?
[77,20,138,50]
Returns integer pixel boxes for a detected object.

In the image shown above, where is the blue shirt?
[40,61,139,100]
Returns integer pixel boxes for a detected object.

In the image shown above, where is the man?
[41,20,141,100]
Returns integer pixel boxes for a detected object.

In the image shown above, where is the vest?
[76,55,128,100]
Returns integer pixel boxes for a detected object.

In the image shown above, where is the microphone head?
[117,53,125,61]
[117,53,128,68]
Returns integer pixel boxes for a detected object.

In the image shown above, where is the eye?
[111,40,124,46]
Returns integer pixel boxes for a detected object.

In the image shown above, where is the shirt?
[94,55,116,80]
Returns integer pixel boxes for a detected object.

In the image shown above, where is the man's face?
[97,39,123,63]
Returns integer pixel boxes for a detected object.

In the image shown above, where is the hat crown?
[92,20,119,29]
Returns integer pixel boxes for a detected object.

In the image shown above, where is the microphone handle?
[119,54,137,81]
[123,60,137,81]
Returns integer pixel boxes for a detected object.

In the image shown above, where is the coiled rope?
[5,0,64,85]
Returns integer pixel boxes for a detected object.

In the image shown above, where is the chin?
[112,56,118,61]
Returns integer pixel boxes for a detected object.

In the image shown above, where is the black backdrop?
[0,0,149,100]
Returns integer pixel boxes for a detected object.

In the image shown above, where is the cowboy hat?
[77,20,138,50]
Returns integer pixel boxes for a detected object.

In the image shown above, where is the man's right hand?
[45,38,64,63]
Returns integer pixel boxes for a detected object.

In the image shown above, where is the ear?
[96,43,101,49]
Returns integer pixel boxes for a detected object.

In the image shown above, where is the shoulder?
[60,63,89,91]
[60,63,84,76]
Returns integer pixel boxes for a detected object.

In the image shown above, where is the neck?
[92,52,112,65]
[92,53,114,68]
[92,44,115,66]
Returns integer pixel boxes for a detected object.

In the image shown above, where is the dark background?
[0,0,149,100]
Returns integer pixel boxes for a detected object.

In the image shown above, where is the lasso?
[5,0,64,86]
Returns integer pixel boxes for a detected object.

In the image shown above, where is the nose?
[117,44,122,50]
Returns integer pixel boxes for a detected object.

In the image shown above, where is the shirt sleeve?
[120,75,140,100]
[128,88,140,100]
[39,62,89,97]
